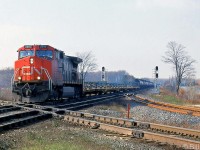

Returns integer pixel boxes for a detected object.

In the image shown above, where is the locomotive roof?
[18,45,82,64]
[65,55,82,64]
[18,45,55,51]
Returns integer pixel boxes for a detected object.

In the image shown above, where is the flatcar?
[12,45,83,103]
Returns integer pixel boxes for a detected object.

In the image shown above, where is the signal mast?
[101,67,106,82]
[154,66,160,94]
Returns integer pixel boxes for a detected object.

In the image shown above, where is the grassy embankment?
[148,88,200,106]
[0,119,111,150]
[149,92,185,105]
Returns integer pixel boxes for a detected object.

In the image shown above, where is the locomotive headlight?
[30,58,34,64]
[37,76,41,80]
[18,76,22,80]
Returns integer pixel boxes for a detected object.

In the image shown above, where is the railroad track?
[1,94,200,149]
[0,94,123,131]
[5,103,200,149]
[13,93,123,112]
[64,112,200,150]
[56,94,122,110]
[0,105,52,132]
[131,94,200,117]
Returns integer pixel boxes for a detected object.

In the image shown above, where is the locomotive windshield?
[19,50,34,59]
[36,50,53,60]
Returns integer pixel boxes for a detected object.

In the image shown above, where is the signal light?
[155,66,158,71]
[155,66,159,78]
[156,73,158,78]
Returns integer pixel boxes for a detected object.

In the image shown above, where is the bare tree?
[76,51,97,81]
[162,41,196,95]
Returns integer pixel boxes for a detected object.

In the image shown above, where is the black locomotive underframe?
[12,81,50,98]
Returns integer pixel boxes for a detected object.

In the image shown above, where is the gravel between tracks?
[130,105,200,129]
[81,97,200,130]
[1,93,199,149]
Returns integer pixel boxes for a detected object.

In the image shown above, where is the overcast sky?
[0,0,199,79]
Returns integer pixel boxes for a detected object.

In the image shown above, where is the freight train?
[11,45,154,103]
[12,45,83,103]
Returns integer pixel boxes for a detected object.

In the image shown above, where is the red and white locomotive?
[12,45,83,103]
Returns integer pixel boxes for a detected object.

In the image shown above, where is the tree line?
[0,68,13,88]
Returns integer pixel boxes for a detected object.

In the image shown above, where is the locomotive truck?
[12,45,83,103]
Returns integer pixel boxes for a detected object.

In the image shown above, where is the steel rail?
[55,94,121,108]
[1,94,200,149]
[68,111,200,139]
[0,106,21,114]
[0,113,52,132]
[3,93,200,140]
[64,115,200,150]
[0,105,52,133]
[134,95,200,116]
[15,94,123,112]
[1,102,200,149]
[0,110,39,123]
[14,102,200,140]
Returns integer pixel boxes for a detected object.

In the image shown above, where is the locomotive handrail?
[11,68,20,90]
[41,67,52,92]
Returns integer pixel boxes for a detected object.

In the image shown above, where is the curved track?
[1,93,200,149]
[17,103,200,149]
[133,94,200,116]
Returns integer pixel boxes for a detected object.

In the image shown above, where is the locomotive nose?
[30,58,34,64]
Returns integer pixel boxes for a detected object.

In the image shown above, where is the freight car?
[11,45,83,103]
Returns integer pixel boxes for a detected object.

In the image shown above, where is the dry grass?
[150,89,185,105]
[150,88,200,105]
[0,119,112,150]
